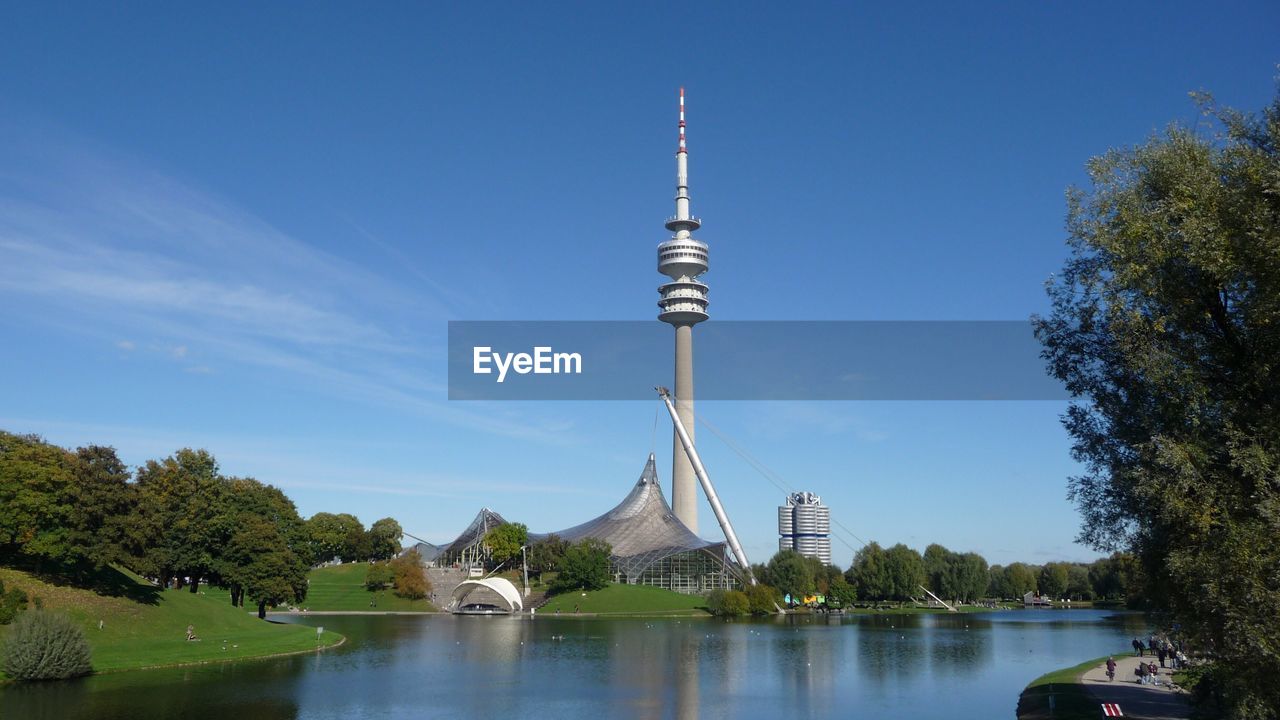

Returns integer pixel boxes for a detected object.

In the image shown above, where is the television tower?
[657,88,709,533]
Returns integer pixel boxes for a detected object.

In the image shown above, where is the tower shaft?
[671,324,697,531]
[657,87,709,534]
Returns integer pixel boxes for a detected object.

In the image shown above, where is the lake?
[0,609,1147,719]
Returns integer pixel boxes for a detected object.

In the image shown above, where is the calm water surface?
[1,609,1147,720]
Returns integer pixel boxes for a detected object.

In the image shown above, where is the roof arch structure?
[450,577,523,613]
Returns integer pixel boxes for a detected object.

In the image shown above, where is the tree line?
[0,431,403,618]
[710,543,1145,618]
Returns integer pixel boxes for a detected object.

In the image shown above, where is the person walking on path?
[1133,638,1145,657]
[1158,645,1167,668]
[1106,656,1117,681]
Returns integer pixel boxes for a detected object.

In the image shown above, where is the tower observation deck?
[658,88,708,533]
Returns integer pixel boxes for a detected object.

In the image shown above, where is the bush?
[365,561,393,591]
[549,538,612,594]
[745,583,783,615]
[706,589,750,617]
[1,611,93,680]
[0,582,30,625]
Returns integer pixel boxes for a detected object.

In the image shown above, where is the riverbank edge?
[0,633,347,687]
[1016,651,1126,720]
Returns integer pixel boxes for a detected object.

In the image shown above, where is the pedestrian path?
[1078,655,1190,719]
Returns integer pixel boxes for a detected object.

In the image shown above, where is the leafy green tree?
[367,518,403,561]
[133,448,225,592]
[1038,563,1070,599]
[767,550,815,603]
[484,522,528,567]
[946,552,988,602]
[528,534,568,577]
[551,538,611,593]
[1035,91,1280,717]
[883,544,926,601]
[1088,552,1142,602]
[826,574,857,608]
[1003,563,1039,598]
[847,542,892,601]
[67,445,136,573]
[0,432,77,570]
[223,517,308,618]
[305,512,365,564]
[365,561,394,591]
[922,543,953,597]
[1066,564,1093,601]
[1,610,92,680]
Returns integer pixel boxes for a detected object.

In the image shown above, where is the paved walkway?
[1078,654,1191,719]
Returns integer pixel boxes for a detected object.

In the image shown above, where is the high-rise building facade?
[778,492,832,565]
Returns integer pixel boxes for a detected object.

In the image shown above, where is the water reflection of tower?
[657,88,710,534]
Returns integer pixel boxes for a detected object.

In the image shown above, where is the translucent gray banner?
[447,321,1065,400]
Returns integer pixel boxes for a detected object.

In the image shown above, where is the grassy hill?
[303,563,436,612]
[0,566,342,678]
[537,584,709,616]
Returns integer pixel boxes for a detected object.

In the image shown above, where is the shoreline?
[0,635,347,686]
[1017,650,1191,720]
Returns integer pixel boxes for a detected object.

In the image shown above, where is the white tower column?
[657,88,709,534]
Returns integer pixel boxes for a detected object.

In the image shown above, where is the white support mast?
[656,386,756,585]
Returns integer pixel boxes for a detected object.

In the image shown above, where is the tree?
[1033,90,1280,716]
[551,538,611,593]
[484,522,528,567]
[1066,564,1093,601]
[367,518,403,561]
[847,542,892,601]
[389,550,430,601]
[1003,563,1039,598]
[223,517,308,618]
[365,561,394,591]
[883,544,926,601]
[67,445,136,573]
[826,574,857,608]
[1038,563,1069,599]
[0,432,77,569]
[955,552,989,602]
[745,583,782,615]
[132,448,225,592]
[767,550,815,603]
[528,534,568,577]
[305,512,364,564]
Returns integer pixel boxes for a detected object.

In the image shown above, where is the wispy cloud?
[0,120,573,443]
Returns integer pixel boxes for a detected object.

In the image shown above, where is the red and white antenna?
[678,87,687,154]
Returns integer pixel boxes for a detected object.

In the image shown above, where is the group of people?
[1131,634,1187,670]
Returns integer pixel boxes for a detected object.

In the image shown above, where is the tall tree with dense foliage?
[766,550,815,602]
[305,512,365,564]
[0,432,77,569]
[882,544,926,601]
[847,542,892,601]
[1034,91,1280,717]
[389,550,430,601]
[132,448,225,592]
[551,538,611,593]
[483,522,528,566]
[223,517,309,618]
[367,518,403,561]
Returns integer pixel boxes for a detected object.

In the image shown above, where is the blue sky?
[1,3,1276,566]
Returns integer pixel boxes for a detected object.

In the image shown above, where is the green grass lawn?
[303,563,436,612]
[1017,651,1128,720]
[0,566,342,679]
[537,584,709,616]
